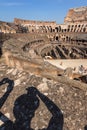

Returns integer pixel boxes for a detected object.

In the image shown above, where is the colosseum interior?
[0,7,87,60]
[0,6,87,130]
[0,6,87,81]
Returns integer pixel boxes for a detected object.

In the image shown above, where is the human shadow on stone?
[0,78,14,109]
[0,47,2,58]
[0,78,14,129]
[84,125,87,130]
[0,86,64,130]
[13,86,64,130]
[36,87,64,130]
[13,87,40,130]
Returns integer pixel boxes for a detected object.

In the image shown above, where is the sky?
[0,0,87,24]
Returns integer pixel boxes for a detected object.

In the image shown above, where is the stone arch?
[83,28,86,32]
[82,24,84,27]
[53,29,55,32]
[75,25,77,27]
[55,27,59,32]
[64,29,67,32]
[55,36,59,41]
[68,25,70,28]
[51,49,56,58]
[71,25,73,32]
[47,52,50,56]
[48,26,52,32]
[78,25,81,27]
[72,25,74,27]
[58,26,61,32]
[66,36,69,41]
[45,26,48,32]
[67,25,70,32]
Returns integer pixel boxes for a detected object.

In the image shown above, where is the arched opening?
[64,29,66,32]
[32,29,34,32]
[55,27,59,32]
[51,50,56,58]
[66,36,69,41]
[78,25,81,27]
[67,29,70,32]
[52,29,55,32]
[47,52,51,56]
[49,26,52,32]
[68,25,70,28]
[83,28,86,32]
[61,29,63,33]
[56,36,59,41]
[58,26,61,32]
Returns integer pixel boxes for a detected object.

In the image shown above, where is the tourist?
[78,65,85,74]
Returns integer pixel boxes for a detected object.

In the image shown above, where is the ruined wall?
[1,6,87,34]
[0,21,17,34]
[14,18,57,33]
[64,6,87,23]
[14,18,87,34]
[55,23,87,33]
[14,18,56,26]
[0,6,87,37]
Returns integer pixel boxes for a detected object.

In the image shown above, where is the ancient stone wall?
[1,6,87,34]
[64,6,87,23]
[55,23,87,33]
[14,18,57,33]
[14,18,56,26]
[0,6,87,43]
[13,18,87,34]
[0,21,17,34]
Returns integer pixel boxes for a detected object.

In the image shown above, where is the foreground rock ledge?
[0,60,87,130]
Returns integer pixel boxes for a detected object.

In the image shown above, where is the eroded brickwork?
[64,6,87,23]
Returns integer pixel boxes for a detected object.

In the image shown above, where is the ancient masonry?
[0,7,87,130]
[0,6,87,61]
[0,6,87,34]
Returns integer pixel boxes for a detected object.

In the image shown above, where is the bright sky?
[0,0,87,24]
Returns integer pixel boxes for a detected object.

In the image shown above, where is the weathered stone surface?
[0,5,87,130]
[37,82,49,92]
[0,60,87,130]
[64,6,87,23]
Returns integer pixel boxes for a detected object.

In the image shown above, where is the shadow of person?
[13,86,64,130]
[84,125,87,130]
[0,47,2,58]
[0,78,14,109]
[0,78,14,129]
[36,88,64,130]
[0,85,63,130]
[13,87,40,130]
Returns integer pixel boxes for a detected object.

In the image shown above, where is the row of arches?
[55,24,87,33]
[41,44,87,59]
[48,33,87,44]
[23,23,87,33]
[49,34,72,42]
[0,22,87,34]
